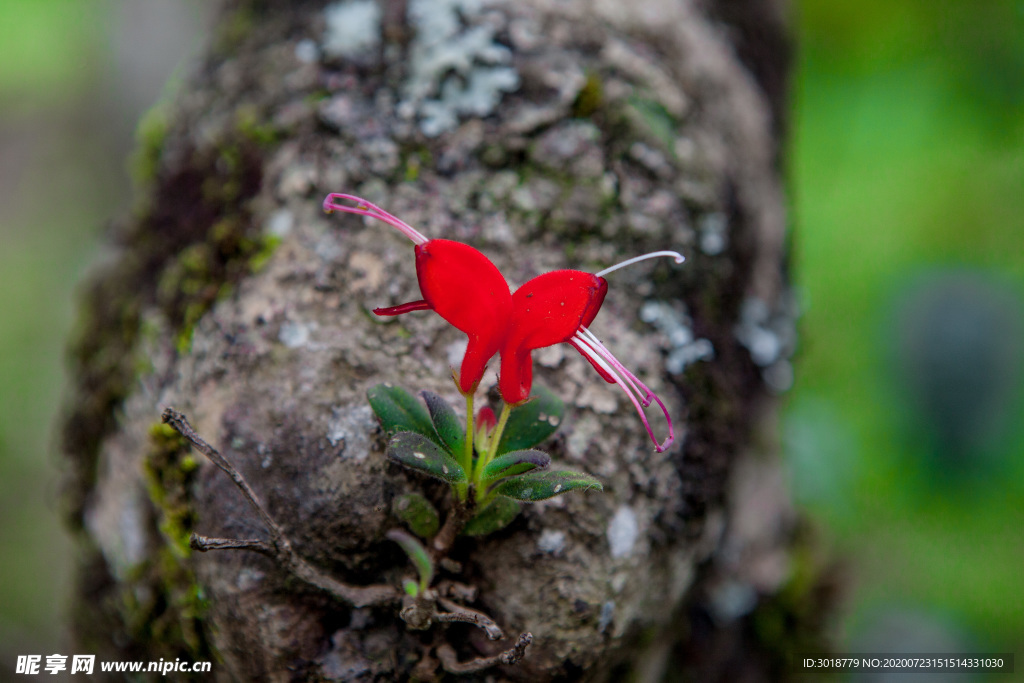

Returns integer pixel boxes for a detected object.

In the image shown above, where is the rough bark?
[64,0,831,680]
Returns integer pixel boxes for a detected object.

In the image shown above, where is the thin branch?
[437,632,534,675]
[435,597,503,640]
[190,533,274,556]
[162,406,399,609]
[162,407,283,542]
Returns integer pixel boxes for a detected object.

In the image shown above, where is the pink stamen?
[572,327,674,452]
[323,193,429,245]
[577,327,653,407]
[594,251,684,278]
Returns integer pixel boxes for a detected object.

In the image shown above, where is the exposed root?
[437,632,533,674]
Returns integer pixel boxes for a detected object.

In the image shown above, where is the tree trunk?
[63,0,830,680]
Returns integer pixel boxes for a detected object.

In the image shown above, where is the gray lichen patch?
[607,505,640,559]
[402,0,521,136]
[641,300,715,375]
[733,291,799,393]
[322,1,382,62]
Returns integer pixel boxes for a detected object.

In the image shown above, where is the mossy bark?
[64,0,833,680]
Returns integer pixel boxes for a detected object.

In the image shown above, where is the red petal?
[415,240,512,393]
[476,405,497,430]
[498,270,607,403]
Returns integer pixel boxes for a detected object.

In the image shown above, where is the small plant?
[162,193,683,675]
[372,382,600,539]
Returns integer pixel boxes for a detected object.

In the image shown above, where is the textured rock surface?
[64,0,813,680]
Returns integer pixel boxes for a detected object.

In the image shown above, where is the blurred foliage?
[0,0,121,661]
[0,0,102,106]
[789,0,1024,658]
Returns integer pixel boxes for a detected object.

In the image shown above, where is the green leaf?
[392,493,440,539]
[387,529,433,588]
[387,432,467,484]
[403,579,420,597]
[421,390,466,456]
[481,449,551,482]
[492,470,603,501]
[462,496,521,536]
[496,385,564,454]
[367,384,435,439]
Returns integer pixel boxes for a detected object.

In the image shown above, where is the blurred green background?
[0,0,1021,673]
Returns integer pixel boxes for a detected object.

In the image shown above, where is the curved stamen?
[577,327,650,407]
[594,251,684,278]
[323,193,429,245]
[571,333,671,452]
[572,328,674,452]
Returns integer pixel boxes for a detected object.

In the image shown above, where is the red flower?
[324,193,681,451]
[324,194,511,394]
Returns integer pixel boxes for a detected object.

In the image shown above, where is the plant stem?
[488,402,513,461]
[472,402,513,499]
[458,392,475,501]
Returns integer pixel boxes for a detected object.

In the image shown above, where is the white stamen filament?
[594,251,684,278]
[323,193,429,245]
[572,327,674,452]
[577,327,650,406]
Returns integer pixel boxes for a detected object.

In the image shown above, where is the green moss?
[249,234,282,272]
[235,105,281,147]
[119,421,214,659]
[572,72,604,118]
[64,122,273,521]
[130,105,169,185]
[214,4,257,55]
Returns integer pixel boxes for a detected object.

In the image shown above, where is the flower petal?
[498,270,607,403]
[415,239,512,393]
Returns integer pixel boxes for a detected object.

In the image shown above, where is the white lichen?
[699,212,728,255]
[403,0,520,137]
[279,321,311,348]
[327,405,376,461]
[322,0,382,61]
[640,300,715,374]
[265,208,294,238]
[294,38,320,64]
[607,505,639,559]
[733,292,799,392]
[537,529,566,555]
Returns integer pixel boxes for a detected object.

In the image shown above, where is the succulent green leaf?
[492,470,602,501]
[462,496,521,536]
[403,579,420,597]
[367,384,435,439]
[387,529,434,588]
[386,432,467,484]
[482,449,551,482]
[421,390,466,456]
[392,493,441,539]
[496,385,564,454]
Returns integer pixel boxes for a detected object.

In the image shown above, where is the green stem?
[473,403,513,500]
[488,402,514,459]
[457,393,475,502]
